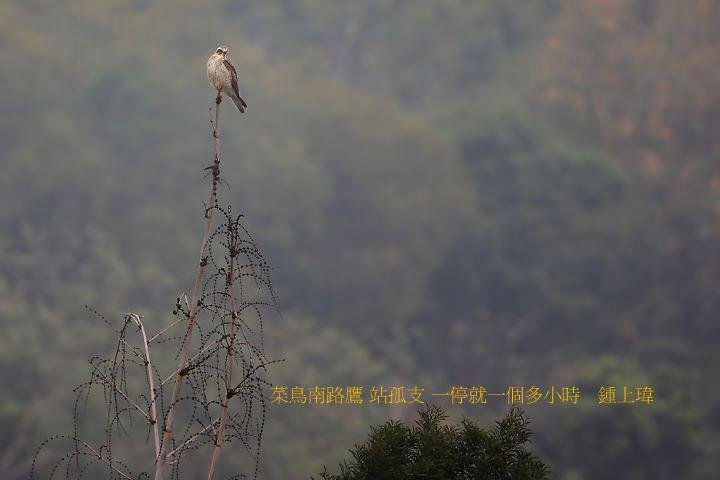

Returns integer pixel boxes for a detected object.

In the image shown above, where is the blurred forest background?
[1,0,719,479]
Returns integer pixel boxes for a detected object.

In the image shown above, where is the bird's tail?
[231,93,247,113]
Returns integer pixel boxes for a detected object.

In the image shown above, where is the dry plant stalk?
[153,91,222,480]
[32,94,281,480]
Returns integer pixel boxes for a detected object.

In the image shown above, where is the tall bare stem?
[129,313,161,459]
[153,92,222,480]
[206,218,239,480]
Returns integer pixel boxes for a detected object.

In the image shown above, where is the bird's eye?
[217,48,222,54]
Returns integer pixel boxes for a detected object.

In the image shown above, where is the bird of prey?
[207,45,247,113]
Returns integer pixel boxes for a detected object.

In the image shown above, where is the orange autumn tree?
[535,0,720,189]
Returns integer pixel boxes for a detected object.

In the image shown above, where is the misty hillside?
[1,1,719,479]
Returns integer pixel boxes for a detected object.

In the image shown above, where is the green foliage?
[316,406,548,480]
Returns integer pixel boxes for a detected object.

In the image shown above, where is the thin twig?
[75,438,134,480]
[148,317,183,344]
[90,364,150,420]
[165,417,221,459]
[160,335,225,386]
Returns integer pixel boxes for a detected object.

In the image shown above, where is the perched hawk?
[207,45,247,113]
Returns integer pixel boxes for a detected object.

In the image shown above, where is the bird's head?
[215,45,229,57]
